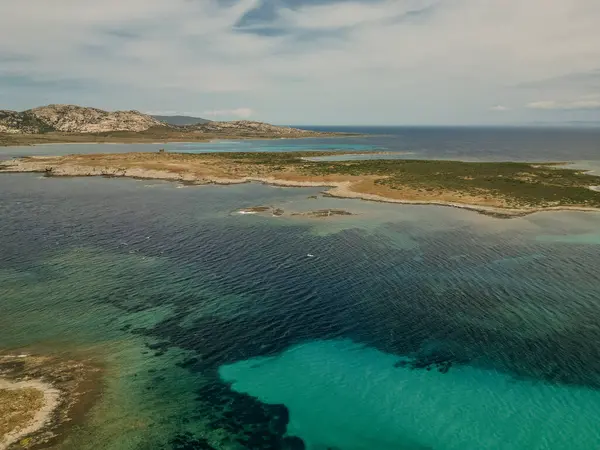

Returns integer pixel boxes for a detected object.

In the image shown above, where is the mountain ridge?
[0,104,345,146]
[0,104,162,134]
[0,104,326,136]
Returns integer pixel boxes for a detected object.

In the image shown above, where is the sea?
[1,127,600,449]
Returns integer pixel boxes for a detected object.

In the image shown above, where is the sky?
[1,0,600,125]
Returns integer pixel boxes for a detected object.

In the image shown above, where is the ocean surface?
[2,126,600,164]
[2,128,600,449]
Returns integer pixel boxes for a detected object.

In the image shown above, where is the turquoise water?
[221,339,600,450]
[2,173,600,449]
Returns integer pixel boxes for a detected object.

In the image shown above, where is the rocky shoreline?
[0,378,59,450]
[236,205,353,218]
[3,157,600,218]
[0,352,102,450]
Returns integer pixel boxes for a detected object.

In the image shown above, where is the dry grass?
[0,388,44,440]
[0,126,343,147]
[0,130,212,147]
[4,151,600,213]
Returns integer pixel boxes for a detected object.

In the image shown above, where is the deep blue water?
[2,170,600,449]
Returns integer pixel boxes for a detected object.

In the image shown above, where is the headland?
[3,151,600,217]
[0,352,101,450]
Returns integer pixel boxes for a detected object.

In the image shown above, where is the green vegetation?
[206,152,600,208]
[4,150,600,210]
[209,151,332,163]
[308,159,600,207]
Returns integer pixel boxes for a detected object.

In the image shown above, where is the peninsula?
[3,151,600,216]
[0,352,101,450]
[0,104,345,147]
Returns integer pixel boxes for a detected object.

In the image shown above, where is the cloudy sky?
[1,0,599,125]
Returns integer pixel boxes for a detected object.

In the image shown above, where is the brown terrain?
[0,353,101,450]
[3,151,600,217]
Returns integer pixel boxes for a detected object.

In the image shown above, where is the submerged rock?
[282,435,306,450]
[171,432,217,449]
[194,381,292,449]
[291,209,354,218]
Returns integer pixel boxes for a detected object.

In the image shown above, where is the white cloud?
[527,96,600,110]
[527,101,560,110]
[1,0,600,124]
[203,108,254,118]
[570,100,600,109]
[273,0,438,30]
[490,105,510,111]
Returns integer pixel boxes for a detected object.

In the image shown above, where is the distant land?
[525,121,600,128]
[151,115,211,126]
[0,104,345,147]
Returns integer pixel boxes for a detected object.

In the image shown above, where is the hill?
[151,115,210,126]
[0,110,56,134]
[0,104,347,146]
[185,120,323,137]
[0,105,162,134]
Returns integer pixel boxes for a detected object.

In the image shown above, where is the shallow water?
[2,126,600,163]
[2,173,600,449]
[221,339,600,450]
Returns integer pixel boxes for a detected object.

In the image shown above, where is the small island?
[3,151,600,216]
[291,209,354,218]
[236,206,353,218]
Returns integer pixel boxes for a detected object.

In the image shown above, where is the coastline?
[0,131,354,148]
[2,156,600,218]
[0,352,102,450]
[0,378,60,450]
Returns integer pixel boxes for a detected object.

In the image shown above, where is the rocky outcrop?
[0,110,55,134]
[24,105,164,133]
[0,104,339,137]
